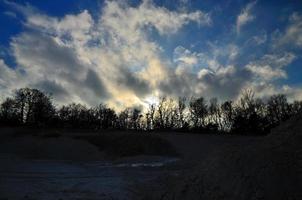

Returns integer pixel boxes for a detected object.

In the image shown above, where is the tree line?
[1,88,302,134]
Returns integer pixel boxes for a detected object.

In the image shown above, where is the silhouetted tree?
[13,88,55,126]
[189,97,208,129]
[118,108,130,129]
[208,98,222,130]
[267,94,290,127]
[1,87,301,134]
[129,108,142,130]
[177,97,187,129]
[154,97,177,129]
[146,104,156,130]
[231,90,268,134]
[58,103,88,128]
[14,88,27,123]
[221,101,235,131]
[0,98,19,125]
[291,100,302,115]
[96,104,117,129]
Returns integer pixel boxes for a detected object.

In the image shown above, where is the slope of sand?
[0,135,106,161]
[0,130,180,199]
[0,115,301,200]
[137,115,302,200]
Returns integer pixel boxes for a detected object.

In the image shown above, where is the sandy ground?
[0,116,301,200]
[0,131,180,200]
[0,156,181,200]
[137,116,302,200]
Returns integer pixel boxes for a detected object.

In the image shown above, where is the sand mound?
[266,113,302,148]
[137,115,302,200]
[0,136,105,161]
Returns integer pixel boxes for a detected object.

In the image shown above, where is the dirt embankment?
[0,129,178,161]
[134,116,302,200]
[0,116,301,200]
[0,129,181,200]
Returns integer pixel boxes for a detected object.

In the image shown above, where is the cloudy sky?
[0,0,302,109]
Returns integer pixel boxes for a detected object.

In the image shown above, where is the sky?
[0,0,301,110]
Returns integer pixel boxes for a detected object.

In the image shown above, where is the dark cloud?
[12,32,83,77]
[32,80,69,102]
[11,32,111,105]
[198,67,253,100]
[158,72,197,98]
[1,0,302,109]
[118,68,151,97]
[85,69,110,100]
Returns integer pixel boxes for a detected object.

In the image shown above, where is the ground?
[0,116,301,200]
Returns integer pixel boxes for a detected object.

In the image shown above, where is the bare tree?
[0,98,19,125]
[58,103,88,128]
[231,90,268,134]
[130,108,142,130]
[96,104,117,129]
[221,101,234,131]
[291,100,302,115]
[208,98,222,130]
[267,94,290,126]
[154,97,177,129]
[189,97,208,129]
[1,87,301,134]
[118,108,130,129]
[13,88,55,126]
[177,97,187,129]
[146,104,156,130]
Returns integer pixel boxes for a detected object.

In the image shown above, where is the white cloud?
[281,85,302,101]
[261,52,296,68]
[175,44,299,101]
[28,10,94,44]
[199,42,239,71]
[172,44,251,100]
[196,65,252,100]
[245,31,267,46]
[173,43,238,75]
[174,46,199,65]
[173,46,200,75]
[0,59,24,99]
[246,64,287,80]
[2,0,302,110]
[3,11,17,18]
[236,1,257,34]
[273,12,302,48]
[1,0,211,110]
[246,83,302,101]
[245,52,295,83]
[253,33,267,45]
[10,31,108,106]
[172,45,252,100]
[228,44,239,61]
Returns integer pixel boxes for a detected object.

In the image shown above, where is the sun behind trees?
[0,88,302,134]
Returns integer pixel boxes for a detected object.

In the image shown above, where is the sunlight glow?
[144,96,159,106]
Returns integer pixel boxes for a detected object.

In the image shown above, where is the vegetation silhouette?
[1,88,302,134]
